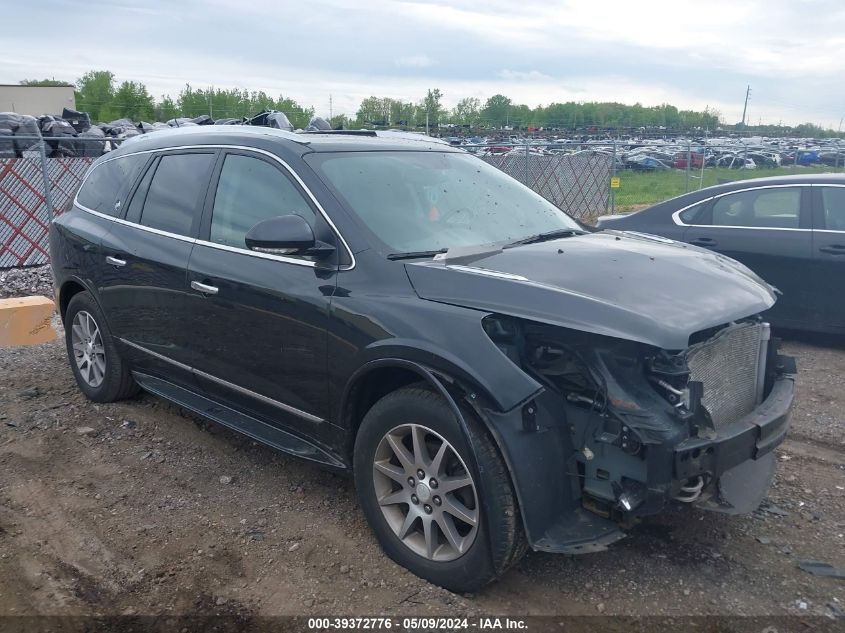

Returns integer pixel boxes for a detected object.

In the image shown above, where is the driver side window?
[210,154,316,248]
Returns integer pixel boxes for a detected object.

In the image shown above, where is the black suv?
[50,126,795,591]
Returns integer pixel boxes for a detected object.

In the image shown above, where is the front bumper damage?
[477,316,796,554]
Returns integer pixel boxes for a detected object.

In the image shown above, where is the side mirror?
[244,215,335,258]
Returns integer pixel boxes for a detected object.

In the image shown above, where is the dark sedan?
[597,174,845,334]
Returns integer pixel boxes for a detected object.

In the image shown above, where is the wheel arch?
[341,357,537,552]
[58,276,96,322]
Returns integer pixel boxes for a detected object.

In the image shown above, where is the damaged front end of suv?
[481,314,794,549]
[404,233,796,554]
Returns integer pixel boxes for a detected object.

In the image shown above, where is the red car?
[673,152,704,169]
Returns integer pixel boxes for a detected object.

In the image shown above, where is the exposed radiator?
[686,322,770,428]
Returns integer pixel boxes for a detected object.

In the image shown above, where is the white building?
[0,85,76,117]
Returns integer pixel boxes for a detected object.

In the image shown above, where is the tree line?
[354,91,723,131]
[18,71,841,136]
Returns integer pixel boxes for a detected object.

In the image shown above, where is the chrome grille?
[686,322,768,428]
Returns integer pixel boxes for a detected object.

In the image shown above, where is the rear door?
[811,185,845,330]
[65,152,150,296]
[99,150,217,382]
[184,150,338,437]
[681,185,814,327]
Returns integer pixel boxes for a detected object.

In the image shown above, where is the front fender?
[359,338,542,413]
[341,356,610,553]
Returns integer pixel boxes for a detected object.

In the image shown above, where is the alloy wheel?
[71,310,106,388]
[372,423,479,561]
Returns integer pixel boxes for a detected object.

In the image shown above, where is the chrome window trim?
[83,207,198,244]
[192,238,316,267]
[671,183,811,231]
[119,338,324,424]
[73,144,355,270]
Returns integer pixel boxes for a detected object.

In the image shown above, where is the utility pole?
[426,111,430,136]
[740,85,751,128]
[329,95,333,122]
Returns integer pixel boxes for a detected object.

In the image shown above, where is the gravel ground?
[0,265,843,620]
[0,264,53,300]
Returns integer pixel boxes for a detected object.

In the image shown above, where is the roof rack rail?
[301,130,377,137]
[123,124,311,146]
[300,129,452,145]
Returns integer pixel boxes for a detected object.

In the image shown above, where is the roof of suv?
[118,125,459,155]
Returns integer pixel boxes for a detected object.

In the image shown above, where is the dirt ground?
[0,318,843,620]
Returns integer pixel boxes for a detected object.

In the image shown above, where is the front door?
[184,150,338,438]
[812,185,845,331]
[682,185,814,328]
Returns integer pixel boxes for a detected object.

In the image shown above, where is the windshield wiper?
[386,248,448,260]
[504,228,585,248]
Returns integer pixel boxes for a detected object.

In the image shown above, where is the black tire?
[64,291,139,403]
[354,386,526,592]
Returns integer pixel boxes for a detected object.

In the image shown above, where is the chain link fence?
[0,136,126,268]
[468,144,613,218]
[1,135,843,269]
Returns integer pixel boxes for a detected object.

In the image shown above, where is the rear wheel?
[354,386,526,592]
[64,291,139,402]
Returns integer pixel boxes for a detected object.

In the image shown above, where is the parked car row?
[457,135,845,172]
[51,125,795,592]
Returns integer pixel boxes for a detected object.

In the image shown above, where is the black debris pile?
[0,112,42,157]
[38,115,77,157]
[0,107,308,158]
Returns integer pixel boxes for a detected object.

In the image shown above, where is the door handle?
[689,237,718,247]
[105,255,127,267]
[190,280,219,295]
[819,244,845,255]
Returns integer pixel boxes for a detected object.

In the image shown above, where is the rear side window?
[820,187,845,231]
[679,202,705,223]
[210,154,316,248]
[711,187,801,228]
[76,153,147,216]
[139,153,214,236]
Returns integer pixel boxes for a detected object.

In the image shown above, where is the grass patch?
[610,165,841,211]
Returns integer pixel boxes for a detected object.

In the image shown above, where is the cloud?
[1,0,844,128]
[498,69,552,82]
[394,55,435,68]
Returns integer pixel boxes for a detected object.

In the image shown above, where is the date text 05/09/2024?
[307,617,528,630]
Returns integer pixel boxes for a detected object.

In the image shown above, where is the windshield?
[306,151,580,253]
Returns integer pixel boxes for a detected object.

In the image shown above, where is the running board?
[132,372,346,469]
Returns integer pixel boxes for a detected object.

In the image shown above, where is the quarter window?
[139,153,214,236]
[711,188,801,229]
[76,153,147,216]
[209,154,316,249]
[679,202,705,223]
[820,187,845,231]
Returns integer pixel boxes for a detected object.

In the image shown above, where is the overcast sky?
[4,0,844,127]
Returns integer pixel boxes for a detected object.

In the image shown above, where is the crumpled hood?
[405,231,776,350]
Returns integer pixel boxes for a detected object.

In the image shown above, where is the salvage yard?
[0,273,843,619]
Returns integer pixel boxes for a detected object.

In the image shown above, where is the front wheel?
[354,386,526,592]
